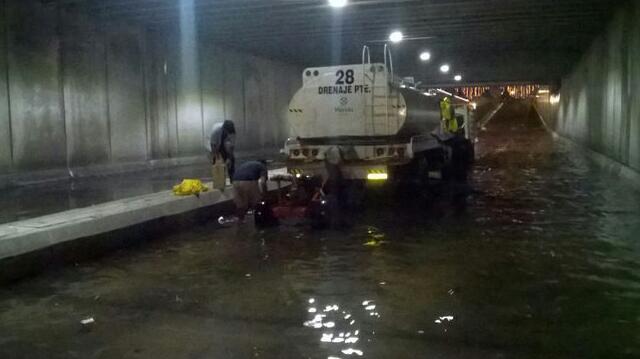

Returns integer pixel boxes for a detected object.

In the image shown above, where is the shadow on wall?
[552,1,640,173]
[0,0,302,176]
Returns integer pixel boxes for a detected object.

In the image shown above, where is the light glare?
[419,51,431,61]
[367,173,388,181]
[454,75,462,81]
[389,31,404,43]
[440,64,450,73]
[328,0,348,7]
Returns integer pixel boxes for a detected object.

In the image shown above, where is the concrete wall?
[553,2,640,173]
[0,0,301,176]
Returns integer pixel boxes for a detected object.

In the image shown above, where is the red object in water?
[272,205,308,219]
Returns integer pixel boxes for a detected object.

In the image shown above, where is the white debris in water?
[323,321,336,328]
[308,308,317,313]
[309,298,315,304]
[365,305,376,311]
[80,317,95,325]
[345,337,359,344]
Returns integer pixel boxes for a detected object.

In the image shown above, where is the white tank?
[287,64,442,140]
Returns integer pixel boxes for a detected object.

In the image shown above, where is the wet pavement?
[0,153,282,225]
[1,100,640,358]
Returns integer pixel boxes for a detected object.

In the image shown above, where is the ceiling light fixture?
[389,31,404,43]
[419,51,431,61]
[440,64,450,73]
[328,0,348,7]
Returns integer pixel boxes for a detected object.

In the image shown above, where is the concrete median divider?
[0,168,288,283]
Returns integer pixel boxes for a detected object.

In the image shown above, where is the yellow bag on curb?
[172,179,209,196]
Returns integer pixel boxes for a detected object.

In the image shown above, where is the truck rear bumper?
[286,161,402,180]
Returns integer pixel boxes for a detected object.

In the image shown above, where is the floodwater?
[1,100,640,358]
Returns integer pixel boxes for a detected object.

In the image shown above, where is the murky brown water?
[1,100,639,358]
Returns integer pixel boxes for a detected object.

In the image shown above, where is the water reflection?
[304,297,376,358]
[2,101,640,358]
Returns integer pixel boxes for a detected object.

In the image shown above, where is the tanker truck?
[283,50,474,185]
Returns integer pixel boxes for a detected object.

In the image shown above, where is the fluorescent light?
[538,89,550,94]
[328,0,347,7]
[440,64,450,73]
[454,75,462,81]
[419,51,431,61]
[389,31,403,43]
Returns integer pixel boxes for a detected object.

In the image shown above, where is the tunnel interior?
[1,1,640,358]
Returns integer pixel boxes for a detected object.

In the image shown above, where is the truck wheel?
[443,139,472,182]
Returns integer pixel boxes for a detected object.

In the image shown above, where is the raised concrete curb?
[0,168,288,263]
[550,133,640,190]
[478,102,505,128]
[0,156,207,189]
[532,105,640,190]
[0,148,282,189]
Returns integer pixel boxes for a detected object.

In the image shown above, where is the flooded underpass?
[1,101,640,359]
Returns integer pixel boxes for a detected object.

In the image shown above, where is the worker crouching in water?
[206,120,236,180]
[232,160,268,223]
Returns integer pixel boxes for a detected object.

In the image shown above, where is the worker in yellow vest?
[440,97,458,133]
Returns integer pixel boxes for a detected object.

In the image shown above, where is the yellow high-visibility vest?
[440,98,458,133]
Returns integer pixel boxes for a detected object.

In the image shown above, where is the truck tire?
[443,138,473,182]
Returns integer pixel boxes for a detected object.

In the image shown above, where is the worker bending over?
[206,120,236,179]
[232,160,268,222]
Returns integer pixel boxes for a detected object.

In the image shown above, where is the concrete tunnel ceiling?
[90,0,619,85]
